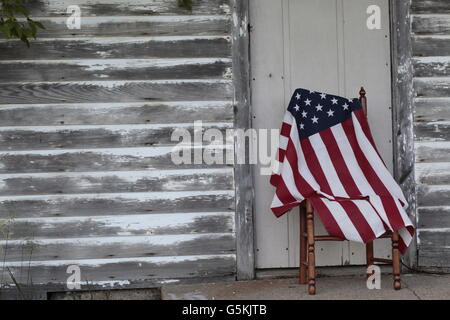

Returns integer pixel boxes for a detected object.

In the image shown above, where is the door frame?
[231,0,255,280]
[233,0,417,279]
[389,0,417,268]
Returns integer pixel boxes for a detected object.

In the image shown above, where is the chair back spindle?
[359,87,367,117]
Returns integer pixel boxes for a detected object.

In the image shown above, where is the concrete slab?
[401,273,450,300]
[162,273,450,300]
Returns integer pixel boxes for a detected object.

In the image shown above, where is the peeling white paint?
[0,58,233,72]
[0,145,231,157]
[3,79,233,88]
[0,233,234,247]
[0,122,233,132]
[219,4,231,15]
[239,15,248,37]
[0,100,232,110]
[33,15,229,24]
[418,228,450,233]
[0,168,233,180]
[0,35,231,44]
[0,190,235,202]
[1,254,236,268]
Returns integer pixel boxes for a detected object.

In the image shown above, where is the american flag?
[270,88,415,254]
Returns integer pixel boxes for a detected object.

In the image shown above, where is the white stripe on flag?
[368,195,394,230]
[272,159,282,175]
[283,110,294,125]
[278,157,305,202]
[309,133,349,198]
[321,199,363,242]
[271,193,284,208]
[279,135,289,150]
[398,227,413,247]
[353,200,387,238]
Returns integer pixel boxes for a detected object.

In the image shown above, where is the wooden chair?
[298,88,401,295]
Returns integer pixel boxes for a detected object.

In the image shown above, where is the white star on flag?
[304,99,312,106]
[299,123,305,130]
[315,104,323,111]
[327,109,334,117]
[342,103,349,110]
[331,98,338,105]
[294,104,300,111]
[301,111,308,118]
[320,93,327,99]
[311,116,319,124]
[296,93,301,100]
[309,90,315,94]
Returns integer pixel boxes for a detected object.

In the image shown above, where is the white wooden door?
[251,0,394,268]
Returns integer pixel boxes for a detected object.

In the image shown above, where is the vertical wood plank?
[232,0,255,280]
[250,0,289,269]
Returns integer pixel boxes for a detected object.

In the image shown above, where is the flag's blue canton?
[287,88,363,140]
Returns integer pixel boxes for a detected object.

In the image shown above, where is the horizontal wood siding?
[0,0,236,287]
[412,0,450,267]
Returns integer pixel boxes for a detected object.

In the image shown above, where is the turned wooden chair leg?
[306,200,316,295]
[366,241,374,278]
[392,231,401,290]
[299,204,307,284]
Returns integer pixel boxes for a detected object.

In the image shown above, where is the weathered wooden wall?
[412,0,450,267]
[0,0,238,290]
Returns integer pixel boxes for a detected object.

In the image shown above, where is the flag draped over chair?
[270,88,415,254]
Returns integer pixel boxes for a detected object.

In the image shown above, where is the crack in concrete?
[403,279,421,300]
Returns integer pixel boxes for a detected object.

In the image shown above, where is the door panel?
[251,0,393,268]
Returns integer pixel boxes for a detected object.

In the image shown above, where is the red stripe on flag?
[286,138,316,197]
[271,171,301,217]
[398,236,407,255]
[407,226,415,237]
[277,148,286,163]
[353,109,385,164]
[341,118,404,230]
[272,202,301,217]
[280,122,292,137]
[380,196,405,231]
[270,173,281,187]
[353,109,377,150]
[275,177,297,205]
[320,129,361,197]
[309,197,346,240]
[300,138,333,195]
[339,201,377,243]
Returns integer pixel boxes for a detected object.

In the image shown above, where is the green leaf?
[0,0,45,46]
[33,20,45,30]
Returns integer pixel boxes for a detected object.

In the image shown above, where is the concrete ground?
[162,272,450,300]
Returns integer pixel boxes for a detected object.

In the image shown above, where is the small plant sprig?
[0,0,45,47]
